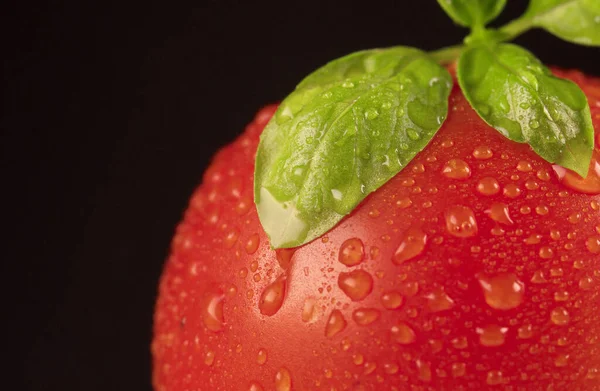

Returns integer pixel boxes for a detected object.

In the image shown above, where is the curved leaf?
[437,0,507,27]
[525,0,600,46]
[255,47,452,248]
[457,43,594,177]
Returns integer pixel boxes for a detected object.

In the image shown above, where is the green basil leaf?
[254,47,452,248]
[525,0,600,46]
[457,43,594,177]
[437,0,507,28]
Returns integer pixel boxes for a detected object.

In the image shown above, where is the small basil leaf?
[525,0,600,46]
[255,47,452,248]
[437,0,507,28]
[457,43,594,177]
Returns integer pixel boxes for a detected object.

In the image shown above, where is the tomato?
[152,69,600,390]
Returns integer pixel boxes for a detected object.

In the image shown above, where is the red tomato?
[152,69,600,390]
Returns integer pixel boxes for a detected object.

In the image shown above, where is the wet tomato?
[153,69,600,390]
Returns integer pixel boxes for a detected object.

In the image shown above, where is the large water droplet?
[477,177,500,196]
[338,238,365,266]
[445,205,478,238]
[425,287,455,312]
[338,270,373,301]
[477,273,524,310]
[381,291,404,309]
[442,159,471,179]
[249,382,264,391]
[325,309,347,338]
[201,291,225,332]
[485,203,514,225]
[550,307,570,326]
[586,236,600,254]
[393,227,427,264]
[352,308,381,325]
[275,367,292,391]
[390,321,416,344]
[473,146,493,160]
[259,277,286,316]
[477,324,508,346]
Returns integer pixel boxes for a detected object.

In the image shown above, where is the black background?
[4,1,598,390]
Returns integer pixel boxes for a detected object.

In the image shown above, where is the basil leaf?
[437,0,507,28]
[457,43,594,177]
[255,47,452,248]
[525,0,600,46]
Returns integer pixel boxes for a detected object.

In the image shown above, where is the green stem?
[429,44,464,64]
[499,15,534,42]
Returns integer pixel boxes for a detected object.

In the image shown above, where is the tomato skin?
[153,70,600,391]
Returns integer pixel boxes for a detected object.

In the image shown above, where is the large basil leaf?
[255,47,452,248]
[457,43,594,177]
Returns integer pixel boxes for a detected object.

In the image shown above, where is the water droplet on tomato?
[275,367,292,391]
[477,177,500,196]
[201,291,225,332]
[204,350,215,366]
[352,353,364,365]
[257,348,268,365]
[477,273,524,310]
[275,248,295,269]
[325,309,347,338]
[579,276,594,290]
[390,321,416,344]
[425,287,455,312]
[552,151,600,194]
[352,308,381,325]
[245,233,260,254]
[445,205,478,238]
[393,227,427,264]
[485,203,514,225]
[416,359,432,382]
[338,270,373,301]
[530,270,547,284]
[451,336,468,349]
[503,183,521,198]
[451,362,466,378]
[383,362,399,375]
[302,297,317,323]
[554,353,569,367]
[477,325,508,346]
[518,324,533,339]
[396,197,412,209]
[259,277,286,316]
[550,307,570,326]
[486,370,504,385]
[339,238,365,266]
[539,246,554,259]
[442,159,471,179]
[517,160,533,172]
[586,236,600,254]
[554,290,569,302]
[381,291,404,309]
[249,382,264,391]
[473,146,493,160]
